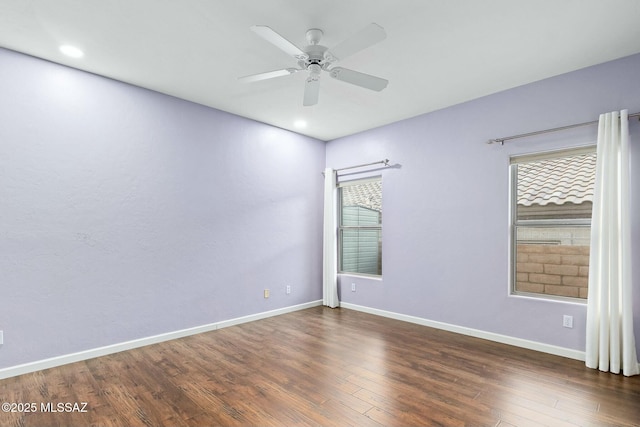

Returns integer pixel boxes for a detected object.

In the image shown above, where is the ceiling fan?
[239,23,388,106]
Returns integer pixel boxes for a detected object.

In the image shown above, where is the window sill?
[509,292,586,305]
[339,273,383,281]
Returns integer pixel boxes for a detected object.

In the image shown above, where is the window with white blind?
[338,177,382,276]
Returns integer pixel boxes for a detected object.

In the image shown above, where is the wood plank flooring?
[1,306,639,426]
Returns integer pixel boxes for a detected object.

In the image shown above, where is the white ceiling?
[1,0,640,141]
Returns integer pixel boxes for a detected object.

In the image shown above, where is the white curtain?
[585,109,639,376]
[322,168,339,308]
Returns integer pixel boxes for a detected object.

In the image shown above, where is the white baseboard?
[0,300,322,380]
[340,302,586,361]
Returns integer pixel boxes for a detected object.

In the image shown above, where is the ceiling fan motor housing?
[298,48,331,71]
[299,28,335,71]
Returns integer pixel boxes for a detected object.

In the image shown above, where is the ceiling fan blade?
[250,25,308,60]
[325,23,386,62]
[238,68,299,83]
[303,76,320,106]
[329,67,388,91]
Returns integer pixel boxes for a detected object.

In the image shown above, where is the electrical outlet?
[286,285,291,294]
[0,330,3,345]
[563,315,573,328]
[264,289,270,299]
[351,283,356,292]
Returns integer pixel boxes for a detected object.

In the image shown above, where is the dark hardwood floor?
[1,306,639,426]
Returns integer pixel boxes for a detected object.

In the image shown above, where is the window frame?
[509,146,595,302]
[337,176,382,278]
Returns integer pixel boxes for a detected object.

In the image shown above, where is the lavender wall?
[328,53,640,356]
[0,48,324,369]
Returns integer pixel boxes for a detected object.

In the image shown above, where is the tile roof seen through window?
[341,180,382,212]
[517,152,596,207]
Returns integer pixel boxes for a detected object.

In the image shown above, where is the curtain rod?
[487,112,640,145]
[335,159,389,172]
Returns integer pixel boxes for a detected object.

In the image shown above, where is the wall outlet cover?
[563,315,573,328]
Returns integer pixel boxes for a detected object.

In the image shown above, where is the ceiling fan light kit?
[239,23,388,106]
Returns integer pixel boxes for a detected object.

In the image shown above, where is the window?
[338,177,382,276]
[510,147,595,300]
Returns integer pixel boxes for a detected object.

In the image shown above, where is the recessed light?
[294,120,307,129]
[59,45,84,58]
